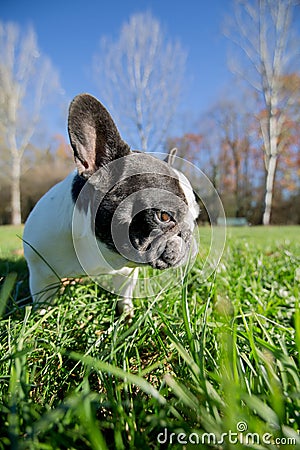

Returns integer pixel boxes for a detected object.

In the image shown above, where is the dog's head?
[69,94,199,269]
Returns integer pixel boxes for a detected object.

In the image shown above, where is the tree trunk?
[11,154,22,225]
[262,154,277,225]
[262,109,279,225]
[234,156,241,217]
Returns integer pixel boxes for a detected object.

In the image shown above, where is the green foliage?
[0,226,300,449]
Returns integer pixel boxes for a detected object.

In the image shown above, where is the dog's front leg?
[112,268,139,319]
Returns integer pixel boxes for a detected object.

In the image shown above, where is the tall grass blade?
[0,272,17,318]
[69,352,166,405]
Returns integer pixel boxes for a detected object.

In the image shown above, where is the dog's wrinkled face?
[69,94,199,270]
[94,154,199,269]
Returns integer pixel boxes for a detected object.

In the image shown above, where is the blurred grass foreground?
[0,225,300,449]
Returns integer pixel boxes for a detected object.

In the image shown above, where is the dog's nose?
[161,236,186,266]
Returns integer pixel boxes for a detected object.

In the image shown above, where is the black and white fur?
[23,94,199,316]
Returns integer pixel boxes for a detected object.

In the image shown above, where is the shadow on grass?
[0,256,31,315]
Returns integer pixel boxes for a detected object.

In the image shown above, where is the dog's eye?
[157,211,173,223]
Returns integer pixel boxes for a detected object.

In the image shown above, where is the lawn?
[0,225,300,449]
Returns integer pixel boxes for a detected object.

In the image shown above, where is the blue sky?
[1,0,235,138]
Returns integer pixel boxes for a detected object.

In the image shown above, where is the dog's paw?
[117,298,134,323]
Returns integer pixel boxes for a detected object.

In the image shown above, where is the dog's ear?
[68,94,130,178]
[165,148,177,166]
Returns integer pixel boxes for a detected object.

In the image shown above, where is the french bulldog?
[23,94,199,317]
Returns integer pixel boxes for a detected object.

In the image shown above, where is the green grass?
[0,225,24,257]
[0,225,29,308]
[0,225,300,449]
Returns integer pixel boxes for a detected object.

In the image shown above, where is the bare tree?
[225,0,300,225]
[0,22,61,224]
[211,100,254,218]
[93,12,187,152]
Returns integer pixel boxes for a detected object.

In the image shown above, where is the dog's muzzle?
[148,224,193,269]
